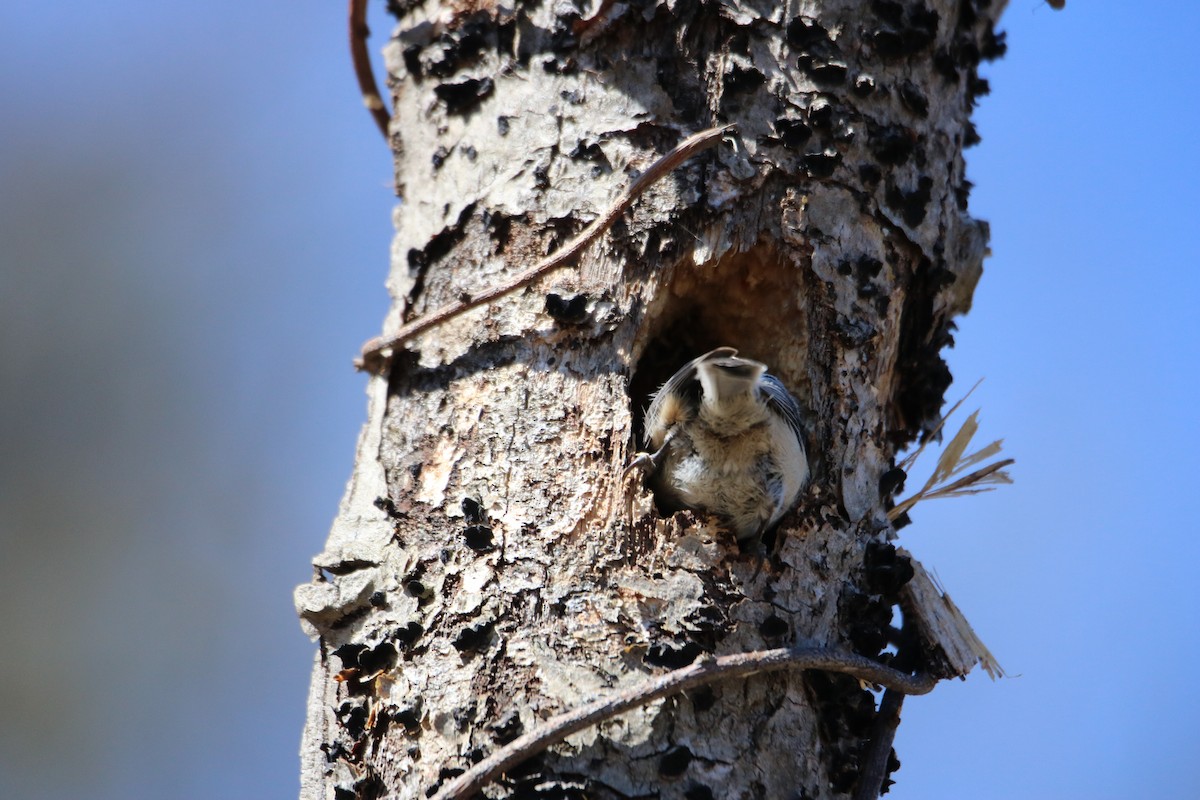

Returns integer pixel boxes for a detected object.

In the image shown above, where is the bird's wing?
[759,373,807,447]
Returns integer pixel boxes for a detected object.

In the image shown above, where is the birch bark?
[297,0,1006,797]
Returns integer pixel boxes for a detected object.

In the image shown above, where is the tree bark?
[297,0,1007,797]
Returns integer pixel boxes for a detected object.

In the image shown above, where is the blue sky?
[0,2,1196,798]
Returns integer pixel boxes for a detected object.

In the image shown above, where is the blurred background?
[0,1,1195,798]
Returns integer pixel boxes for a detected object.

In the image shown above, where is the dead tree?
[297,0,1008,797]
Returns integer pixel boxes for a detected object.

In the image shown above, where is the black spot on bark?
[871,0,904,24]
[405,577,432,600]
[864,542,914,595]
[872,30,906,59]
[963,120,981,147]
[933,48,960,81]
[808,102,834,130]
[809,61,849,87]
[879,467,906,498]
[567,141,612,176]
[892,255,957,445]
[967,74,991,104]
[759,614,789,638]
[980,27,1007,60]
[957,39,982,69]
[491,710,524,744]
[426,27,488,78]
[452,621,494,652]
[394,699,424,733]
[385,0,420,18]
[659,745,693,778]
[374,496,404,519]
[402,45,423,77]
[396,621,424,648]
[355,774,386,800]
[461,495,496,551]
[337,700,369,739]
[358,642,398,674]
[688,685,716,712]
[434,77,494,115]
[841,590,892,657]
[497,18,516,56]
[870,125,915,165]
[858,163,883,185]
[541,55,578,75]
[835,315,877,348]
[407,204,474,283]
[786,18,834,54]
[544,292,591,325]
[955,179,973,210]
[464,524,495,551]
[487,211,512,253]
[803,150,841,178]
[871,3,938,58]
[333,643,367,669]
[430,767,466,798]
[644,641,704,669]
[907,5,940,45]
[775,118,813,148]
[462,495,487,524]
[806,671,879,793]
[884,177,934,228]
[857,255,884,281]
[725,63,765,93]
[898,82,929,117]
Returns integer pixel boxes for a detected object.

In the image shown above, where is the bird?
[628,347,809,542]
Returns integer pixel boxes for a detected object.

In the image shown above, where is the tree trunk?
[296,0,1007,797]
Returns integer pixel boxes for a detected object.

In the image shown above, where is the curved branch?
[349,0,390,139]
[356,124,735,373]
[430,645,938,800]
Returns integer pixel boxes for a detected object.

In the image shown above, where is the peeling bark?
[299,0,1007,797]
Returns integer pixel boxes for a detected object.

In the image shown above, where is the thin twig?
[349,0,390,139]
[429,645,937,800]
[357,124,735,373]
